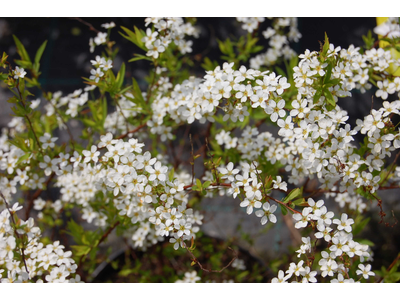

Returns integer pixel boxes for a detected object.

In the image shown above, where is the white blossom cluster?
[236,17,265,33]
[89,22,115,53]
[374,17,400,39]
[147,62,292,144]
[194,42,400,216]
[104,92,142,134]
[250,17,301,69]
[43,88,91,122]
[89,55,113,83]
[143,17,200,58]
[0,204,81,283]
[272,198,374,283]
[46,133,203,251]
[215,161,282,225]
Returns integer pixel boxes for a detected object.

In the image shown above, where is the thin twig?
[77,220,121,274]
[182,241,238,273]
[189,134,195,186]
[116,123,147,140]
[378,252,400,283]
[70,17,100,33]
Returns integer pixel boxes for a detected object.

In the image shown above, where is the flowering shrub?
[1,17,400,283]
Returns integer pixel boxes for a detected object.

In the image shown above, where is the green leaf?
[323,88,335,107]
[236,270,249,282]
[323,61,333,84]
[14,59,32,70]
[386,272,400,283]
[201,57,219,71]
[280,204,288,215]
[34,40,47,65]
[283,188,302,203]
[66,219,85,244]
[119,26,147,51]
[81,118,97,128]
[203,180,211,189]
[101,97,108,126]
[128,54,153,63]
[313,88,323,104]
[168,168,175,182]
[0,73,8,81]
[322,33,329,56]
[275,66,286,78]
[352,216,370,236]
[70,245,91,257]
[217,39,227,54]
[13,35,31,63]
[113,62,125,91]
[131,77,146,107]
[196,178,202,191]
[16,152,30,165]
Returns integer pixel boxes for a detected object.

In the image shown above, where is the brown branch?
[115,123,147,140]
[378,252,400,283]
[77,220,121,275]
[97,220,120,245]
[70,17,100,33]
[182,240,238,273]
[370,193,398,227]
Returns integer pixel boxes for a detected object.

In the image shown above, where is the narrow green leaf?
[34,40,47,65]
[133,26,146,51]
[132,77,145,105]
[322,32,329,55]
[323,61,333,84]
[283,188,302,203]
[196,178,202,190]
[114,62,125,91]
[13,35,31,63]
[217,39,227,54]
[128,55,153,62]
[14,59,32,69]
[101,97,108,126]
[323,88,335,107]
[280,204,288,215]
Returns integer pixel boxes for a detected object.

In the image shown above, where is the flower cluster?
[272,198,373,283]
[51,133,202,251]
[143,17,199,58]
[3,16,400,283]
[0,202,81,283]
[250,17,301,69]
[89,55,113,83]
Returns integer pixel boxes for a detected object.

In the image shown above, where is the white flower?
[82,145,100,163]
[13,66,27,79]
[146,161,168,181]
[255,202,277,225]
[94,32,107,45]
[333,213,354,232]
[356,264,375,279]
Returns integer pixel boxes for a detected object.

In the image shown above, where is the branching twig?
[182,241,238,273]
[77,220,121,273]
